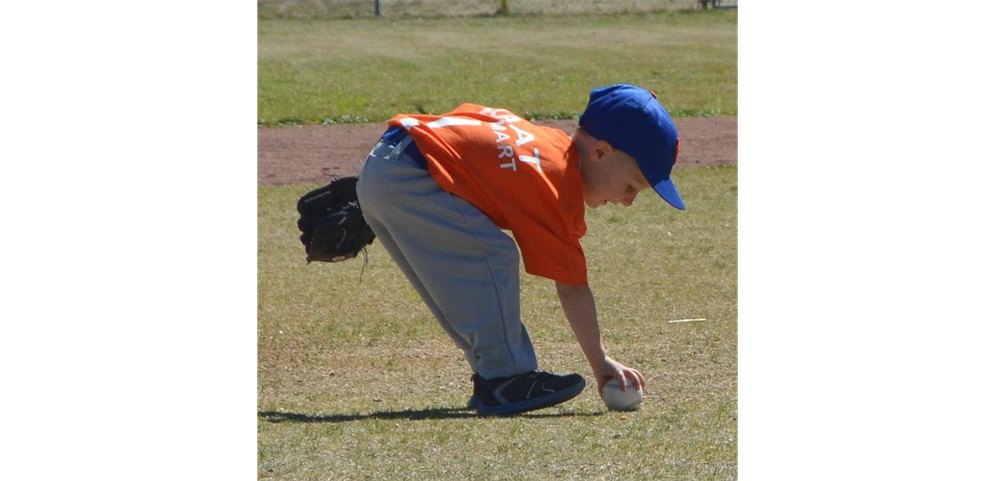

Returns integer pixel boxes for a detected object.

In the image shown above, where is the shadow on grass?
[259,406,604,423]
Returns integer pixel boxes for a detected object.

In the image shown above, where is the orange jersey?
[387,104,588,285]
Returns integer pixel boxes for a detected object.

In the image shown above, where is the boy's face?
[580,142,653,209]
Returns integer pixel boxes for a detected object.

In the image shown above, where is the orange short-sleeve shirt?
[387,104,589,285]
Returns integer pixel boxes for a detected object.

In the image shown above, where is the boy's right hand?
[591,356,646,395]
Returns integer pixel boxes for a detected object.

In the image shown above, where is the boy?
[355,84,684,415]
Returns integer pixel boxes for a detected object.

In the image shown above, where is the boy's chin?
[585,197,607,209]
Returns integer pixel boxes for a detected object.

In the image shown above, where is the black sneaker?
[474,370,586,415]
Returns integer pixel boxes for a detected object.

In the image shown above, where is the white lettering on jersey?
[497,144,515,159]
[427,117,483,129]
[478,107,523,124]
[488,120,507,131]
[519,147,542,173]
[509,124,535,147]
[400,118,420,129]
[494,131,511,143]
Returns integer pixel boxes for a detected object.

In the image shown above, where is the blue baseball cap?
[579,84,685,210]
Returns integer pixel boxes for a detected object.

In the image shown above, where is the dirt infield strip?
[258,117,736,185]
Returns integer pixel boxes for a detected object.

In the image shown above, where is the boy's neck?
[571,128,596,176]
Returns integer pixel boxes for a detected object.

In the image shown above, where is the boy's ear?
[593,140,614,160]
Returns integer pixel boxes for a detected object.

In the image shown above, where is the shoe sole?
[476,378,586,416]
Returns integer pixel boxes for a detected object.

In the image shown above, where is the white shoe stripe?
[526,378,541,399]
[492,375,521,405]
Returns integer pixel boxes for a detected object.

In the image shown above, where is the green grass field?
[258,0,708,20]
[258,165,738,480]
[258,10,737,125]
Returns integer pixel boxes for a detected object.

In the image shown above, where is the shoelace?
[358,246,369,283]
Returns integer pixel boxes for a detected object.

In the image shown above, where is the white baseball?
[601,378,644,411]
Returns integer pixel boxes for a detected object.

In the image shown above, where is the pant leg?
[356,136,538,379]
[361,209,480,374]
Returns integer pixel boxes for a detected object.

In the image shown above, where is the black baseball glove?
[296,176,376,264]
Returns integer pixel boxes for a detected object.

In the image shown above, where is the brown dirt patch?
[258,117,736,185]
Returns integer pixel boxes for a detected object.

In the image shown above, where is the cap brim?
[653,178,685,210]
